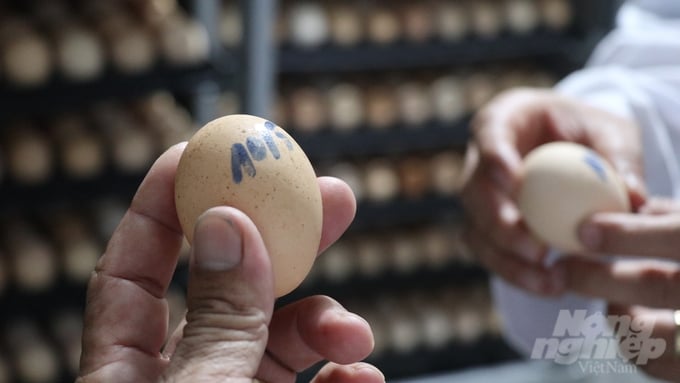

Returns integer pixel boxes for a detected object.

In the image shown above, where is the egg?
[175,114,322,297]
[517,142,630,253]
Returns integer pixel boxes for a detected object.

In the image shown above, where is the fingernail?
[193,213,242,271]
[579,222,601,250]
[337,311,371,328]
[351,363,386,381]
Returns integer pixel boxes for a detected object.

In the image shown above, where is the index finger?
[579,212,680,260]
[80,143,187,376]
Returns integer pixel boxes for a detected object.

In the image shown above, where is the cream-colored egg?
[517,142,630,253]
[175,115,322,297]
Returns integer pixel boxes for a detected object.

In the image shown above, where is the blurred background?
[0,0,622,382]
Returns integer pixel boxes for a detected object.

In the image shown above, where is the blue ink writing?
[246,136,267,161]
[266,121,294,151]
[231,121,293,184]
[231,143,255,183]
[262,131,281,159]
[583,152,607,182]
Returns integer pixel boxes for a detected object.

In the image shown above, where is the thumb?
[164,207,275,382]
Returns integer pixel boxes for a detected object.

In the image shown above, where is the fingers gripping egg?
[517,142,630,254]
[175,115,322,297]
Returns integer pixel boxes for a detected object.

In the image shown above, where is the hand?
[606,304,680,382]
[556,198,680,381]
[460,88,646,295]
[77,144,384,383]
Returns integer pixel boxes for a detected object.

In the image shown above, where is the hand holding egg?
[175,114,322,297]
[79,138,381,383]
[460,89,644,295]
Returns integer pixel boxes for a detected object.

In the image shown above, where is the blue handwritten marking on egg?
[231,143,256,183]
[583,151,607,182]
[262,130,281,159]
[276,131,293,150]
[231,121,295,184]
[266,120,294,150]
[247,136,267,161]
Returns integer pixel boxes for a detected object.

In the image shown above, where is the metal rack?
[0,1,235,382]
[250,0,618,381]
[0,0,619,382]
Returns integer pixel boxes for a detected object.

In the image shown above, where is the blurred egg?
[517,142,630,253]
[175,115,322,297]
[288,2,329,48]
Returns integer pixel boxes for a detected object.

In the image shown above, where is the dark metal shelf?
[279,262,486,308]
[293,119,470,162]
[0,60,235,121]
[0,171,143,215]
[0,169,463,231]
[279,32,585,74]
[0,282,86,324]
[351,194,463,233]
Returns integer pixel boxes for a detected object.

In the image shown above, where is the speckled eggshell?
[517,142,630,254]
[175,114,322,297]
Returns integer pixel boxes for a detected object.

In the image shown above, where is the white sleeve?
[491,277,606,355]
[492,1,680,357]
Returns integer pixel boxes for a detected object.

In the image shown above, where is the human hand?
[460,88,646,295]
[77,144,384,383]
[557,197,680,307]
[555,198,680,381]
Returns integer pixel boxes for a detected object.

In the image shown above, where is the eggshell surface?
[175,114,322,297]
[517,142,630,254]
